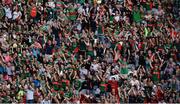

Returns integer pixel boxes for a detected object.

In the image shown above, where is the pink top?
[5,55,11,62]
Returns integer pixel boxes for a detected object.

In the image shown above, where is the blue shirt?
[33,79,40,88]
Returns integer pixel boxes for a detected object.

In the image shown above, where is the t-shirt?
[13,11,22,20]
[4,7,12,19]
[80,68,88,79]
[26,89,34,100]
[109,15,114,23]
[17,90,25,100]
[108,80,118,90]
[6,67,13,76]
[71,43,78,52]
[152,69,160,82]
[33,79,40,88]
[91,63,99,71]
[62,79,70,89]
[74,79,82,90]
[97,25,103,34]
[0,66,6,74]
[120,67,128,75]
[100,81,108,93]
[67,7,77,21]
[5,55,11,62]
[132,10,141,22]
[52,81,60,91]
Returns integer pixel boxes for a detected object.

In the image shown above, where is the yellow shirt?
[17,90,24,100]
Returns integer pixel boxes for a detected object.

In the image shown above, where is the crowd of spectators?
[0,0,180,103]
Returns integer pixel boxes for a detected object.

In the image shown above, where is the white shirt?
[114,15,120,22]
[4,7,12,19]
[80,68,88,79]
[13,11,21,20]
[91,63,99,71]
[26,89,34,100]
[6,66,13,75]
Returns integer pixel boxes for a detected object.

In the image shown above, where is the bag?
[30,7,37,18]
